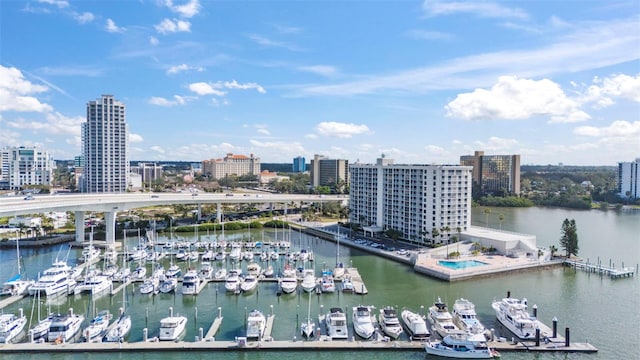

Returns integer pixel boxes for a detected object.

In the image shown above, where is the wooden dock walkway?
[564,259,635,278]
[346,268,368,294]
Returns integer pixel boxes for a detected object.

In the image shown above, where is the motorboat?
[139,276,160,295]
[0,309,27,343]
[352,305,375,339]
[246,262,261,276]
[400,308,430,341]
[128,247,147,262]
[246,309,266,339]
[224,270,242,293]
[379,306,403,340]
[243,251,254,261]
[214,251,226,261]
[47,309,85,343]
[181,269,202,295]
[74,273,112,296]
[325,307,348,340]
[262,264,274,278]
[279,274,298,294]
[321,271,336,293]
[492,296,541,340]
[79,246,101,263]
[301,269,316,293]
[424,333,499,358]
[214,268,227,280]
[158,311,187,341]
[240,274,258,293]
[229,245,242,261]
[452,298,487,335]
[83,310,112,342]
[199,262,214,280]
[333,262,345,280]
[165,263,182,278]
[201,250,215,261]
[429,297,464,338]
[29,260,77,297]
[159,277,178,294]
[131,265,147,281]
[341,275,354,292]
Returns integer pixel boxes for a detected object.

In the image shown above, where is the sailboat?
[301,292,316,338]
[333,225,345,280]
[28,281,54,342]
[103,282,131,342]
[1,237,34,296]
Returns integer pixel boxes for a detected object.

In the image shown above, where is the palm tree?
[498,213,504,230]
[431,228,440,245]
[483,208,491,227]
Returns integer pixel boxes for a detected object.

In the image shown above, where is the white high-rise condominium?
[618,158,639,199]
[81,95,129,193]
[0,146,56,190]
[349,155,472,244]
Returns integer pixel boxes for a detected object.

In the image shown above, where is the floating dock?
[346,268,368,294]
[203,308,223,340]
[564,259,635,278]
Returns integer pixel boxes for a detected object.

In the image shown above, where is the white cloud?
[163,0,201,18]
[298,65,338,77]
[211,98,230,107]
[222,80,266,94]
[148,95,192,106]
[105,18,125,33]
[249,139,305,153]
[445,76,590,123]
[574,120,640,138]
[406,29,454,41]
[473,136,520,152]
[304,133,318,139]
[150,146,166,154]
[149,36,159,46]
[6,112,83,136]
[0,65,52,113]
[271,24,302,34]
[155,18,191,34]
[423,0,529,20]
[129,133,144,143]
[188,82,226,96]
[257,128,270,135]
[315,122,372,138]
[581,73,640,108]
[167,63,204,74]
[73,11,94,24]
[247,34,303,51]
[37,0,68,8]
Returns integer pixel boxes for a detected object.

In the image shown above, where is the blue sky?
[1,0,638,165]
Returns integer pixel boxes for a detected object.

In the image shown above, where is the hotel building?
[618,158,640,199]
[349,156,472,244]
[460,150,520,196]
[0,146,56,190]
[310,154,349,190]
[202,153,260,179]
[81,95,129,193]
[292,156,306,173]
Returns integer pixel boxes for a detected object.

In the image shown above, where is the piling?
[532,304,537,318]
[552,317,558,338]
[198,328,203,341]
[565,328,570,347]
[143,328,148,342]
[535,328,540,347]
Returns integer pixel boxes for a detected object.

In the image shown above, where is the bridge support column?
[216,203,222,223]
[104,211,117,245]
[284,203,288,216]
[75,211,85,243]
[198,204,202,221]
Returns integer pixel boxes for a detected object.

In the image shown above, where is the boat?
[352,305,376,339]
[159,277,178,294]
[301,269,316,293]
[400,308,430,341]
[28,290,54,342]
[181,269,202,295]
[325,307,348,340]
[300,292,315,338]
[199,261,214,279]
[214,268,227,280]
[28,259,77,297]
[165,263,181,278]
[424,333,499,358]
[452,298,487,335]
[263,264,274,278]
[321,271,336,293]
[158,309,187,341]
[78,245,101,263]
[229,245,242,261]
[83,310,112,342]
[131,264,147,281]
[246,262,261,276]
[112,267,131,283]
[240,274,258,293]
[379,306,403,340]
[103,282,131,342]
[0,309,27,343]
[1,237,34,297]
[102,263,119,279]
[279,273,298,294]
[246,309,266,339]
[74,272,112,296]
[341,276,355,292]
[47,308,85,343]
[491,296,541,340]
[428,297,464,338]
[224,270,242,293]
[214,251,226,261]
[139,275,160,295]
[201,249,215,261]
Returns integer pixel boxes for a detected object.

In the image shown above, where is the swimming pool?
[438,259,488,270]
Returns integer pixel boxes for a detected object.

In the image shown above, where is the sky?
[0,0,639,166]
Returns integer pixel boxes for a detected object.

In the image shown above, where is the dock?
[110,279,131,296]
[346,268,368,294]
[0,294,26,309]
[203,307,223,340]
[564,259,635,278]
[263,314,275,340]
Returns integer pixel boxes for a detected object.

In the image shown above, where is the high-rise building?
[310,154,349,190]
[349,156,472,243]
[0,146,56,190]
[202,153,260,179]
[81,95,129,193]
[460,150,520,196]
[292,156,306,173]
[131,162,163,185]
[618,158,639,199]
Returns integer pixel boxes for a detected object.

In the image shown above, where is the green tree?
[559,218,579,257]
[483,208,491,227]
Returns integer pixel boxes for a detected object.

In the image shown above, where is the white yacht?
[1,274,33,297]
[452,298,487,335]
[246,309,266,339]
[131,265,147,281]
[111,267,131,283]
[181,269,202,295]
[74,273,112,296]
[240,274,258,293]
[492,296,541,340]
[425,334,499,359]
[379,306,403,340]
[341,276,355,292]
[165,263,182,278]
[325,307,348,339]
[214,250,226,261]
[139,276,160,295]
[214,268,227,280]
[229,245,242,261]
[0,309,27,343]
[47,309,85,343]
[301,269,316,293]
[400,308,430,341]
[158,311,187,341]
[159,277,178,294]
[199,262,214,280]
[352,305,376,339]
[246,262,261,276]
[83,310,112,342]
[79,246,101,263]
[321,271,336,293]
[224,270,242,293]
[29,260,77,297]
[279,275,298,294]
[428,298,464,338]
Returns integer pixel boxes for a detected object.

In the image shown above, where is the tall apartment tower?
[460,150,520,196]
[292,156,306,173]
[0,146,56,190]
[618,158,640,199]
[81,95,129,193]
[310,154,349,190]
[349,155,472,243]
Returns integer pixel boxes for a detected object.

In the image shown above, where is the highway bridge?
[0,192,346,244]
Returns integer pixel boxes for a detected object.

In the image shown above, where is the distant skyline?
[1,0,638,165]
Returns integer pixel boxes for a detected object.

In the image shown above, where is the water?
[1,207,638,359]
